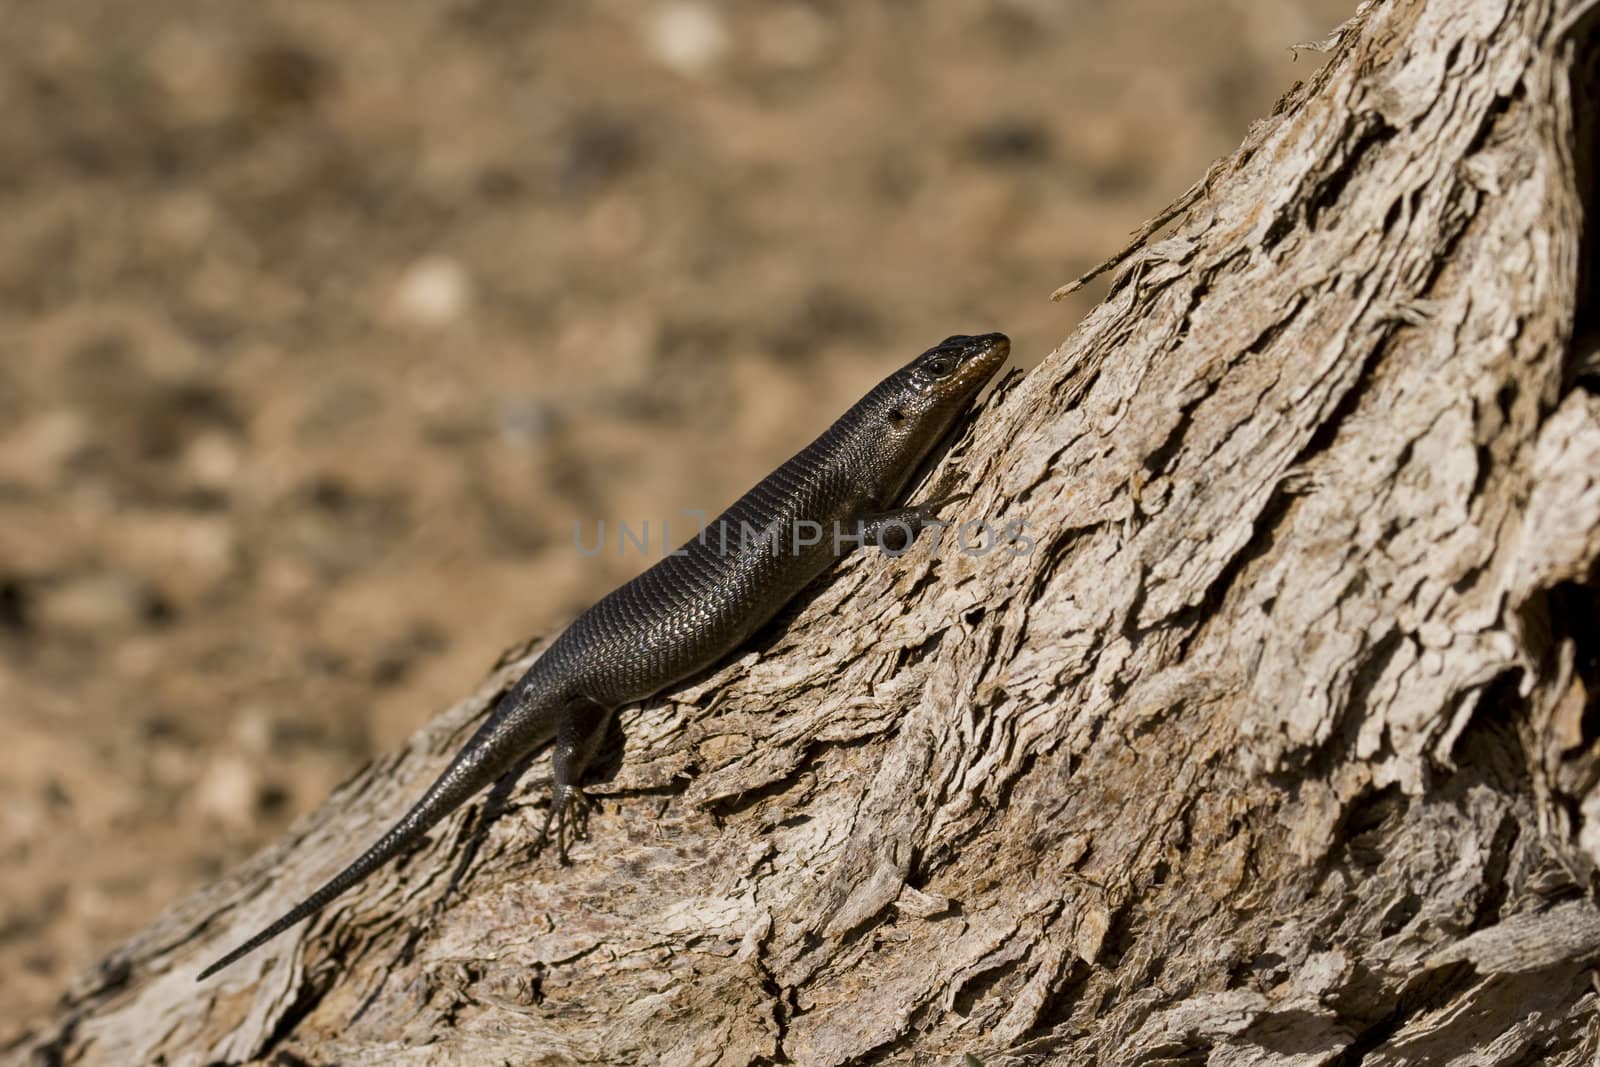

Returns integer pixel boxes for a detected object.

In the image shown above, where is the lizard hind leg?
[534,696,615,863]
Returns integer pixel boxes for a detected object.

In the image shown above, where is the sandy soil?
[0,0,1351,1039]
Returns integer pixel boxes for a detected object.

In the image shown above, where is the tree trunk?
[16,0,1600,1062]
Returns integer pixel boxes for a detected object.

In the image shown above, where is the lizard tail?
[196,705,543,981]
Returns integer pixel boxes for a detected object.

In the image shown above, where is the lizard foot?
[533,784,593,865]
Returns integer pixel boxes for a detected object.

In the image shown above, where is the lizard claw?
[903,489,972,531]
[534,786,593,865]
[920,488,971,513]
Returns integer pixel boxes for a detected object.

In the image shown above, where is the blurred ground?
[0,0,1350,1039]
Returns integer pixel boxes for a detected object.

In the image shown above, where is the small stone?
[194,754,262,830]
[645,3,729,77]
[35,573,160,631]
[499,399,556,443]
[182,431,241,490]
[230,708,274,755]
[8,409,91,480]
[390,256,473,328]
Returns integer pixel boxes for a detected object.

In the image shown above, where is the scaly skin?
[198,332,1009,980]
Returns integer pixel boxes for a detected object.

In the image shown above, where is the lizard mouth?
[945,332,1010,393]
[969,332,1009,364]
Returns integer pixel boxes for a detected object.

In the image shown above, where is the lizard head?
[892,331,1009,418]
[856,331,1009,498]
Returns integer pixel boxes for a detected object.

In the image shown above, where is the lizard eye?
[922,354,956,378]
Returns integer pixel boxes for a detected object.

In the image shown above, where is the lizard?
[197,331,1009,980]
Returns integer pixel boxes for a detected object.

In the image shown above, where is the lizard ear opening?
[887,408,907,425]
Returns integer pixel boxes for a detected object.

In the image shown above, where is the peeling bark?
[13,0,1600,1063]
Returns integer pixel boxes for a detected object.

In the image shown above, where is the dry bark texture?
[15,0,1600,1062]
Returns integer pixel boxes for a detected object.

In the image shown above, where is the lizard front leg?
[853,490,971,553]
